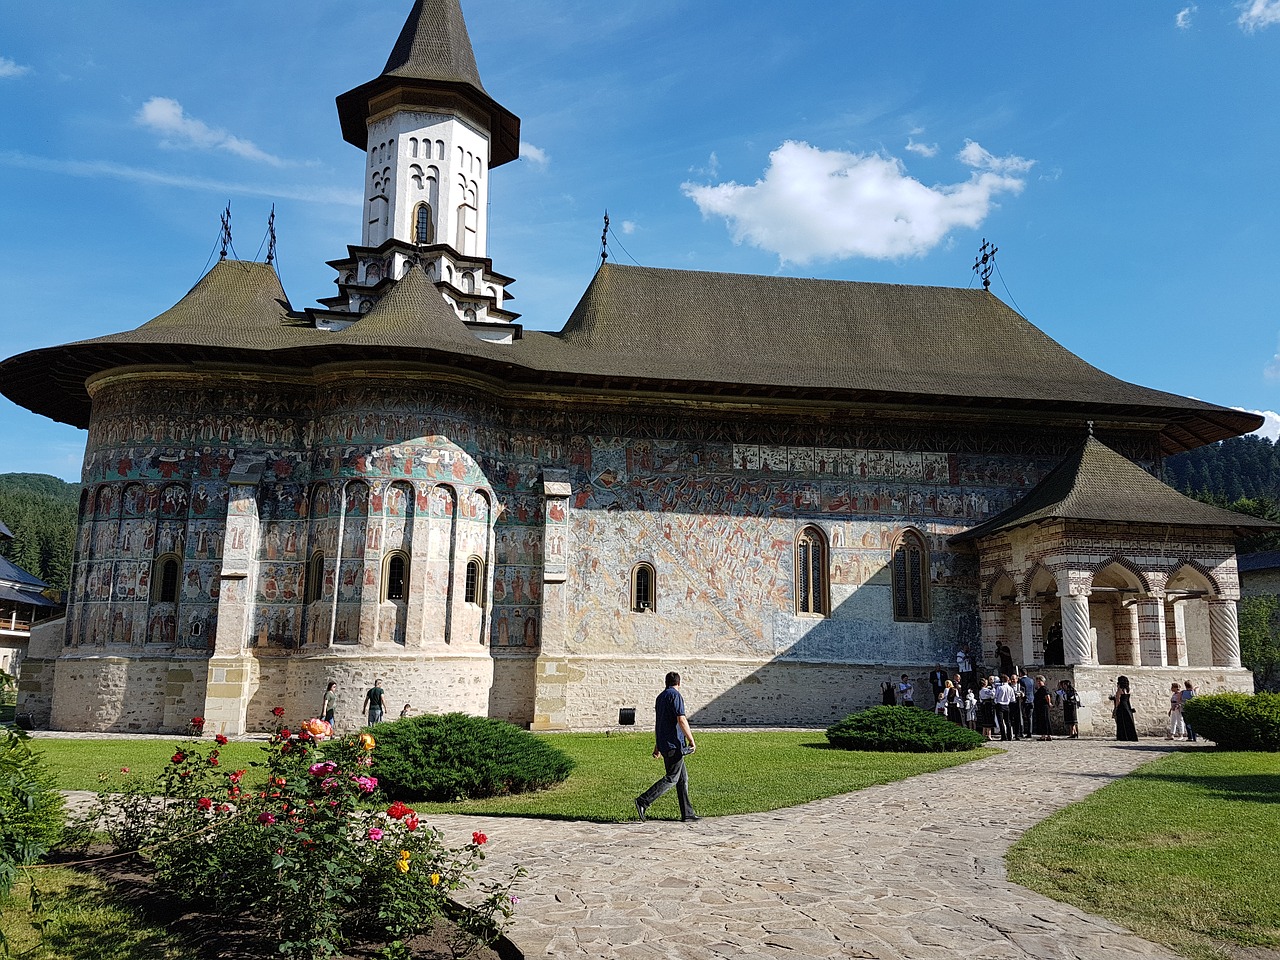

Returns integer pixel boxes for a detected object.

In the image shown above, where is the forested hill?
[0,473,79,593]
[1163,434,1280,503]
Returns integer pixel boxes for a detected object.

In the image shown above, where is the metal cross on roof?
[265,205,277,265]
[218,203,232,261]
[973,238,998,290]
[600,210,610,265]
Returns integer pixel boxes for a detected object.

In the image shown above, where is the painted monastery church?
[1,0,1270,736]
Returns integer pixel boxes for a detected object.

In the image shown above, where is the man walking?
[994,673,1016,742]
[362,677,386,726]
[635,671,699,823]
[1181,679,1197,742]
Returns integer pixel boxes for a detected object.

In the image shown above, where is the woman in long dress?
[1032,675,1054,740]
[1057,680,1080,739]
[1113,675,1139,741]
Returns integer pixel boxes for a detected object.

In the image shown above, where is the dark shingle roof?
[1238,549,1280,573]
[0,555,49,591]
[0,262,1262,456]
[950,436,1279,542]
[335,0,520,164]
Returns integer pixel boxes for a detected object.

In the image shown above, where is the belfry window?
[892,529,931,622]
[414,203,433,244]
[795,526,828,616]
[631,563,656,613]
[384,552,409,602]
[464,557,485,605]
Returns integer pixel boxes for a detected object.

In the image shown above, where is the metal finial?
[600,210,610,265]
[1087,420,1094,437]
[218,202,232,260]
[973,238,997,290]
[265,204,276,265]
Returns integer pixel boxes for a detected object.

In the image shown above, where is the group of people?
[1109,676,1198,742]
[317,678,413,729]
[882,663,1083,742]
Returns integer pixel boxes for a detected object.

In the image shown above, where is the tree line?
[0,474,79,594]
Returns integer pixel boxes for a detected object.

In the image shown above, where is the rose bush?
[87,712,524,960]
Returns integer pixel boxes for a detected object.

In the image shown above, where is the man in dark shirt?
[362,678,386,725]
[635,671,699,822]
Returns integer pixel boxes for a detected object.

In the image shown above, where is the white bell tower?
[321,0,522,335]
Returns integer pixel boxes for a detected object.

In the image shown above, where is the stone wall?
[1068,664,1253,736]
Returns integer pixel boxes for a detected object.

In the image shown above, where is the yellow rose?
[430,873,441,886]
[396,858,410,873]
[359,733,376,751]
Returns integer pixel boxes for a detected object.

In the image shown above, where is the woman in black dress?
[1113,675,1139,741]
[1057,679,1079,739]
[1032,675,1053,740]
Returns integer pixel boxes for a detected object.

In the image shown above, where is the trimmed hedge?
[826,705,986,752]
[370,712,575,801]
[1182,692,1280,751]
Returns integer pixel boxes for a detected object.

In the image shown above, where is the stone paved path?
[422,738,1184,960]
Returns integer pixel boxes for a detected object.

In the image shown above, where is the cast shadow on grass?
[1128,770,1280,804]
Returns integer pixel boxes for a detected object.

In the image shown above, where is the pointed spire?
[335,0,520,165]
[382,0,486,90]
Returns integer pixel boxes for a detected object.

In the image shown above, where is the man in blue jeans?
[635,671,699,822]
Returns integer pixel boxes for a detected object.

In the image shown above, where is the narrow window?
[464,557,484,605]
[631,563,656,613]
[384,551,409,601]
[414,203,433,244]
[153,554,180,603]
[892,529,931,622]
[795,526,828,616]
[304,551,325,603]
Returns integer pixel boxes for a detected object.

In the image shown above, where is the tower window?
[795,526,828,616]
[415,203,433,244]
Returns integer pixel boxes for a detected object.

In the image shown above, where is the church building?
[1,0,1268,735]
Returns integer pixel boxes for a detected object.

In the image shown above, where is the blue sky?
[2,0,1279,482]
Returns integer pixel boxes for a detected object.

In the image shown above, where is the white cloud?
[1239,0,1280,30]
[135,97,289,167]
[1235,407,1280,440]
[689,152,720,178]
[1176,5,1196,29]
[0,56,30,78]
[905,138,938,158]
[682,139,1033,265]
[620,220,637,235]
[521,143,550,170]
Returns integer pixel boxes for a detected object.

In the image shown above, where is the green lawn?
[31,738,264,792]
[1009,750,1280,960]
[32,731,995,820]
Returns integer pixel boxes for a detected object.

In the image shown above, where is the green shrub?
[371,713,575,801]
[0,729,64,896]
[1183,691,1280,750]
[826,706,986,752]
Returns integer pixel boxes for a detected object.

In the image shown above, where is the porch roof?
[950,436,1280,543]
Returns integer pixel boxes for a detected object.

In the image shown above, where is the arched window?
[795,526,828,616]
[631,563,656,613]
[892,529,931,622]
[464,557,485,605]
[383,551,409,601]
[152,554,181,604]
[304,551,325,604]
[414,203,433,244]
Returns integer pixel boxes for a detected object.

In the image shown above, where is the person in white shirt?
[897,674,914,708]
[993,674,1017,741]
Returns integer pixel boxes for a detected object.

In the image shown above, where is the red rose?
[404,815,419,832]
[472,831,487,845]
[272,707,285,718]
[215,734,229,745]
[171,752,186,764]
[387,801,409,820]
[197,797,212,811]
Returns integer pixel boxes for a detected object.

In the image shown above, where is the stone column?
[1017,599,1041,670]
[1136,596,1168,666]
[1059,592,1094,665]
[1165,600,1188,668]
[1114,602,1142,666]
[1208,598,1242,668]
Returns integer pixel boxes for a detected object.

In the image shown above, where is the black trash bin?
[618,707,636,726]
